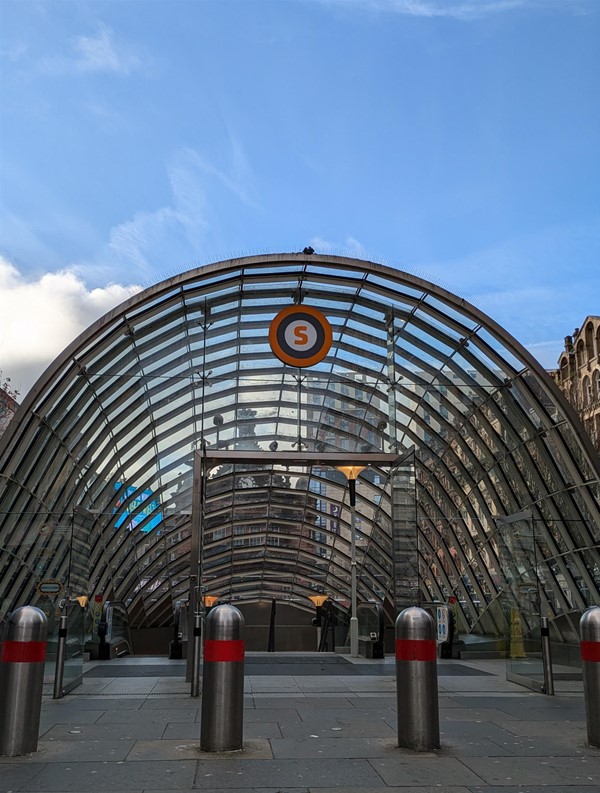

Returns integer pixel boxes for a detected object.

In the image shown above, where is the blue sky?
[1,0,599,394]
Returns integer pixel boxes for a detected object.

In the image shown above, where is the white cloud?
[319,0,590,20]
[72,24,141,74]
[0,257,141,396]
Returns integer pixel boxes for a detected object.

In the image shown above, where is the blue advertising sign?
[114,483,162,533]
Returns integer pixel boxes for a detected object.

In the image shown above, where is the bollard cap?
[205,603,244,642]
[6,606,48,643]
[395,606,435,642]
[580,605,600,643]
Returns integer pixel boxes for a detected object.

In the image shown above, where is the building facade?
[0,385,18,439]
[551,316,600,452]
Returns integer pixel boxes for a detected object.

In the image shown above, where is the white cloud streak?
[0,257,141,395]
[318,0,590,20]
[72,24,141,74]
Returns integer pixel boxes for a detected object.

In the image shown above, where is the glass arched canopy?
[0,253,599,640]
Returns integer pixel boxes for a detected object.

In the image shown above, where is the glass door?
[497,514,545,692]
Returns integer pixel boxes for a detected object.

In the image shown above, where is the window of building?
[585,322,595,362]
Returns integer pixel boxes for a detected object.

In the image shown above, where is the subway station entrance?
[1,253,599,694]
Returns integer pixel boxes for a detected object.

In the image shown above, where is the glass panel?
[496,516,545,692]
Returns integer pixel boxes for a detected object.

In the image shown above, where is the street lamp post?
[308,594,328,650]
[337,465,365,658]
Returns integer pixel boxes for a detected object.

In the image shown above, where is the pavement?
[1,653,599,793]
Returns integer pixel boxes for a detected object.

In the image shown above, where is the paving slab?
[96,706,198,724]
[311,788,472,793]
[19,759,197,791]
[126,737,273,760]
[281,719,397,739]
[163,720,283,740]
[0,763,47,792]
[461,755,600,786]
[191,757,385,788]
[271,736,396,758]
[243,707,302,722]
[41,722,168,740]
[1,739,135,763]
[368,756,486,786]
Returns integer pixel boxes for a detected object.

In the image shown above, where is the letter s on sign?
[294,325,308,345]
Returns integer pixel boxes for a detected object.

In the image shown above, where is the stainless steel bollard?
[0,606,48,756]
[395,606,440,751]
[53,613,68,699]
[200,604,245,752]
[580,606,600,748]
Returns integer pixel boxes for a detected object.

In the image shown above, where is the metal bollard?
[580,606,600,748]
[0,606,48,756]
[200,604,245,752]
[395,606,440,751]
[53,613,68,699]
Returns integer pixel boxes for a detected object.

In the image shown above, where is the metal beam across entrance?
[202,450,404,468]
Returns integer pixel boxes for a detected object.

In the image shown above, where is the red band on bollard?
[395,638,436,662]
[1,640,47,663]
[204,639,244,662]
[581,640,600,662]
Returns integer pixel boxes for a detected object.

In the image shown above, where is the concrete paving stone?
[249,697,315,708]
[126,737,273,760]
[278,697,358,709]
[461,755,600,786]
[150,681,191,695]
[368,756,486,786]
[310,788,473,793]
[438,736,517,757]
[244,722,284,740]
[439,707,520,723]
[191,758,385,788]
[495,719,588,737]
[242,707,302,722]
[43,697,141,710]
[281,719,397,739]
[161,722,201,741]
[162,721,283,740]
[139,696,199,709]
[448,693,583,711]
[270,736,396,759]
[39,709,105,726]
[96,707,198,724]
[0,739,135,763]
[41,722,168,741]
[439,721,519,743]
[467,787,600,793]
[0,763,46,792]
[145,789,309,793]
[94,680,162,695]
[487,733,596,756]
[296,707,394,722]
[348,696,396,708]
[19,759,197,791]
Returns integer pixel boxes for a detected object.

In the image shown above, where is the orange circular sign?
[269,305,332,367]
